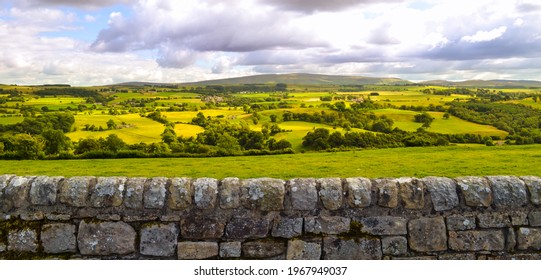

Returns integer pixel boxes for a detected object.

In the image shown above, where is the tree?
[443,113,450,120]
[103,134,126,153]
[107,119,117,130]
[14,134,44,159]
[161,127,177,145]
[414,112,435,128]
[269,139,292,151]
[216,132,241,154]
[75,138,101,154]
[328,131,345,148]
[41,129,72,155]
[302,128,330,150]
[270,114,278,123]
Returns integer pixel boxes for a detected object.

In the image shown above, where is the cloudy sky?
[1,0,540,85]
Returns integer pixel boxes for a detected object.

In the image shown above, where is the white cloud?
[461,26,508,43]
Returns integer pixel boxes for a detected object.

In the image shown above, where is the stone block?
[323,237,382,260]
[448,230,505,251]
[529,211,541,226]
[0,175,15,209]
[59,176,94,207]
[357,216,407,236]
[90,177,126,207]
[178,242,218,259]
[140,223,179,257]
[374,178,398,208]
[438,254,476,260]
[521,176,541,205]
[423,176,459,211]
[219,177,240,209]
[510,211,528,226]
[242,240,286,258]
[408,217,447,252]
[517,228,541,250]
[4,176,33,210]
[220,242,241,258]
[240,178,285,211]
[477,212,511,228]
[225,218,270,239]
[381,236,407,256]
[8,228,38,252]
[29,176,63,206]
[144,177,168,209]
[317,178,343,210]
[272,217,303,238]
[77,221,136,255]
[304,216,350,235]
[287,240,321,260]
[193,178,218,210]
[20,212,44,221]
[41,223,77,253]
[507,227,516,252]
[123,177,146,209]
[0,243,5,253]
[168,177,192,210]
[446,214,476,231]
[486,176,528,208]
[180,217,225,239]
[287,178,318,210]
[455,176,492,207]
[397,177,424,209]
[344,178,372,208]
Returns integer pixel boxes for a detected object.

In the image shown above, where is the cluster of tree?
[414,112,435,128]
[282,109,394,132]
[473,89,537,102]
[35,88,112,104]
[181,83,287,95]
[422,88,475,96]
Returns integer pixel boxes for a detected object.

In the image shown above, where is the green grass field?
[1,145,539,178]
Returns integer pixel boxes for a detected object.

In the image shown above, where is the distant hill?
[420,79,541,88]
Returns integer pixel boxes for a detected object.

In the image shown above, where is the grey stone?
[424,176,459,211]
[140,223,179,257]
[486,176,528,208]
[90,177,126,207]
[225,218,270,239]
[521,176,541,205]
[219,177,240,209]
[408,217,447,252]
[344,177,371,208]
[449,230,505,251]
[144,177,168,209]
[4,176,33,210]
[510,211,529,226]
[8,228,38,252]
[168,177,192,210]
[29,176,63,206]
[96,214,121,221]
[323,237,382,260]
[507,227,516,252]
[287,178,318,210]
[438,254,476,260]
[446,214,476,231]
[20,212,44,221]
[374,178,398,208]
[477,212,511,228]
[304,216,350,235]
[382,236,407,256]
[455,176,493,207]
[357,216,407,236]
[123,177,146,209]
[517,228,541,250]
[178,242,218,259]
[77,221,136,255]
[317,178,343,210]
[45,214,71,221]
[180,217,225,239]
[0,175,15,209]
[287,240,321,260]
[397,177,424,209]
[529,211,541,226]
[220,242,241,258]
[59,176,94,207]
[41,223,77,253]
[0,243,5,253]
[272,217,303,238]
[242,241,286,258]
[193,178,218,209]
[241,178,285,211]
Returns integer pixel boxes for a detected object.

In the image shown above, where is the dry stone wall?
[1,174,541,260]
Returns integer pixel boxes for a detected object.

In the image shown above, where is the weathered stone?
[272,217,303,238]
[90,177,126,207]
[178,242,218,259]
[304,216,350,235]
[486,176,528,208]
[287,178,318,210]
[59,176,94,207]
[408,217,447,252]
[45,214,71,221]
[168,177,192,210]
[438,253,476,260]
[510,211,528,226]
[20,212,44,221]
[29,176,62,206]
[287,240,321,260]
[160,215,181,222]
[521,176,541,205]
[193,178,218,209]
[225,218,270,239]
[381,236,407,256]
[241,178,285,211]
[242,241,286,258]
[219,242,241,258]
[374,178,398,208]
[446,214,476,231]
[323,237,382,260]
[96,214,121,221]
[507,228,516,252]
[144,177,168,209]
[219,177,240,209]
[477,212,511,228]
[41,223,77,253]
[123,177,146,209]
[529,211,541,226]
[317,178,343,210]
[8,228,38,252]
[423,176,459,211]
[344,177,372,208]
[357,216,407,235]
[4,176,33,210]
[180,217,224,239]
[140,223,179,257]
[455,176,492,207]
[77,221,136,255]
[0,243,5,253]
[397,177,424,209]
[449,230,505,251]
[517,228,541,250]
[0,175,15,209]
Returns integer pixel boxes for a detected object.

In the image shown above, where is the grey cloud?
[368,24,400,45]
[12,0,133,9]
[261,0,403,13]
[516,2,541,13]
